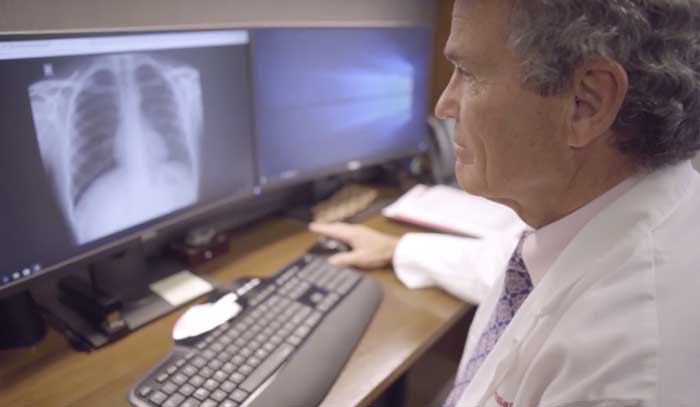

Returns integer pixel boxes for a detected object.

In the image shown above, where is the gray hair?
[508,0,700,169]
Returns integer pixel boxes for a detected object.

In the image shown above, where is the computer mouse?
[173,292,241,342]
[308,236,352,255]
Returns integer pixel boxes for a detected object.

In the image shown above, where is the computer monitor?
[251,27,433,188]
[0,29,258,297]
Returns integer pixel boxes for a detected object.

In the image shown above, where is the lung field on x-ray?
[29,53,204,245]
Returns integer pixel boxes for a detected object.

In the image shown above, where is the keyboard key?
[295,325,311,338]
[157,373,169,383]
[238,364,253,375]
[220,380,236,393]
[326,273,345,291]
[163,393,185,407]
[191,357,207,368]
[222,363,236,374]
[213,370,228,382]
[189,375,205,387]
[138,386,152,398]
[211,389,227,402]
[172,373,188,386]
[182,364,198,376]
[230,372,245,384]
[200,400,217,407]
[179,383,196,397]
[181,398,200,407]
[161,381,178,395]
[175,359,187,368]
[310,292,324,303]
[221,400,239,407]
[203,379,219,391]
[193,388,210,401]
[249,339,262,349]
[287,335,303,346]
[199,367,214,378]
[318,300,333,312]
[166,365,178,375]
[230,389,249,403]
[149,391,168,405]
[240,343,295,393]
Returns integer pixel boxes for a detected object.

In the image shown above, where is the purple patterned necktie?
[443,232,534,406]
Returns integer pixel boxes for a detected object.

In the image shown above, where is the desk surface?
[0,214,470,407]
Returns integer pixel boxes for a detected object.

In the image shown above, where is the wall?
[0,0,434,33]
[430,0,456,110]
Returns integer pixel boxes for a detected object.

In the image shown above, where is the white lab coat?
[392,161,700,406]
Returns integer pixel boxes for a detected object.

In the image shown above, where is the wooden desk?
[0,214,470,407]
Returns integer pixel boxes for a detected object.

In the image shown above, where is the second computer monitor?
[253,27,433,187]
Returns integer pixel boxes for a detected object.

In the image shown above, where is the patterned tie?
[443,232,534,406]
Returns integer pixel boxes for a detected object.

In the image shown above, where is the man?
[312,0,700,405]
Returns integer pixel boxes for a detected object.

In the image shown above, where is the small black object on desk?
[307,237,352,256]
[0,290,47,349]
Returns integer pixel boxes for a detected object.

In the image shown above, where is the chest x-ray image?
[29,53,204,245]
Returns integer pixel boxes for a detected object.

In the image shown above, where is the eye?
[455,65,474,80]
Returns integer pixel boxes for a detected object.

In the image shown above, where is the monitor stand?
[36,241,215,351]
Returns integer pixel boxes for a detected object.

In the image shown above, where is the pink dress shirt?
[521,176,640,286]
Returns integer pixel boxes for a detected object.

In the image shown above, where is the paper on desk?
[149,270,213,307]
[382,184,521,237]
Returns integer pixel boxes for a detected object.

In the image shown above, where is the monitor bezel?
[247,25,434,193]
[0,27,260,298]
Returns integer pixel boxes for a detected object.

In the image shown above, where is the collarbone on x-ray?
[29,53,204,245]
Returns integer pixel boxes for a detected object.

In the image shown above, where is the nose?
[434,71,459,120]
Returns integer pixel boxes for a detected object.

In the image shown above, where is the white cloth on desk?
[392,225,524,304]
[391,160,700,406]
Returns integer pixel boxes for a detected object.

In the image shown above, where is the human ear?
[568,58,629,148]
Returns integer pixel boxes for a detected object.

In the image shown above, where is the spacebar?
[240,343,296,393]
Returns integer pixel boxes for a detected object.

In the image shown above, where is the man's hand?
[309,222,400,270]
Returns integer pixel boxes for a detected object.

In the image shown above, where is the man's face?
[436,0,572,209]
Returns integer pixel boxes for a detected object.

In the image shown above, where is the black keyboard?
[129,252,383,407]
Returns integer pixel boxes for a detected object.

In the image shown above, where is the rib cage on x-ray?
[30,54,204,245]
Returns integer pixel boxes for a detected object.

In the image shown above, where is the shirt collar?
[521,176,640,286]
